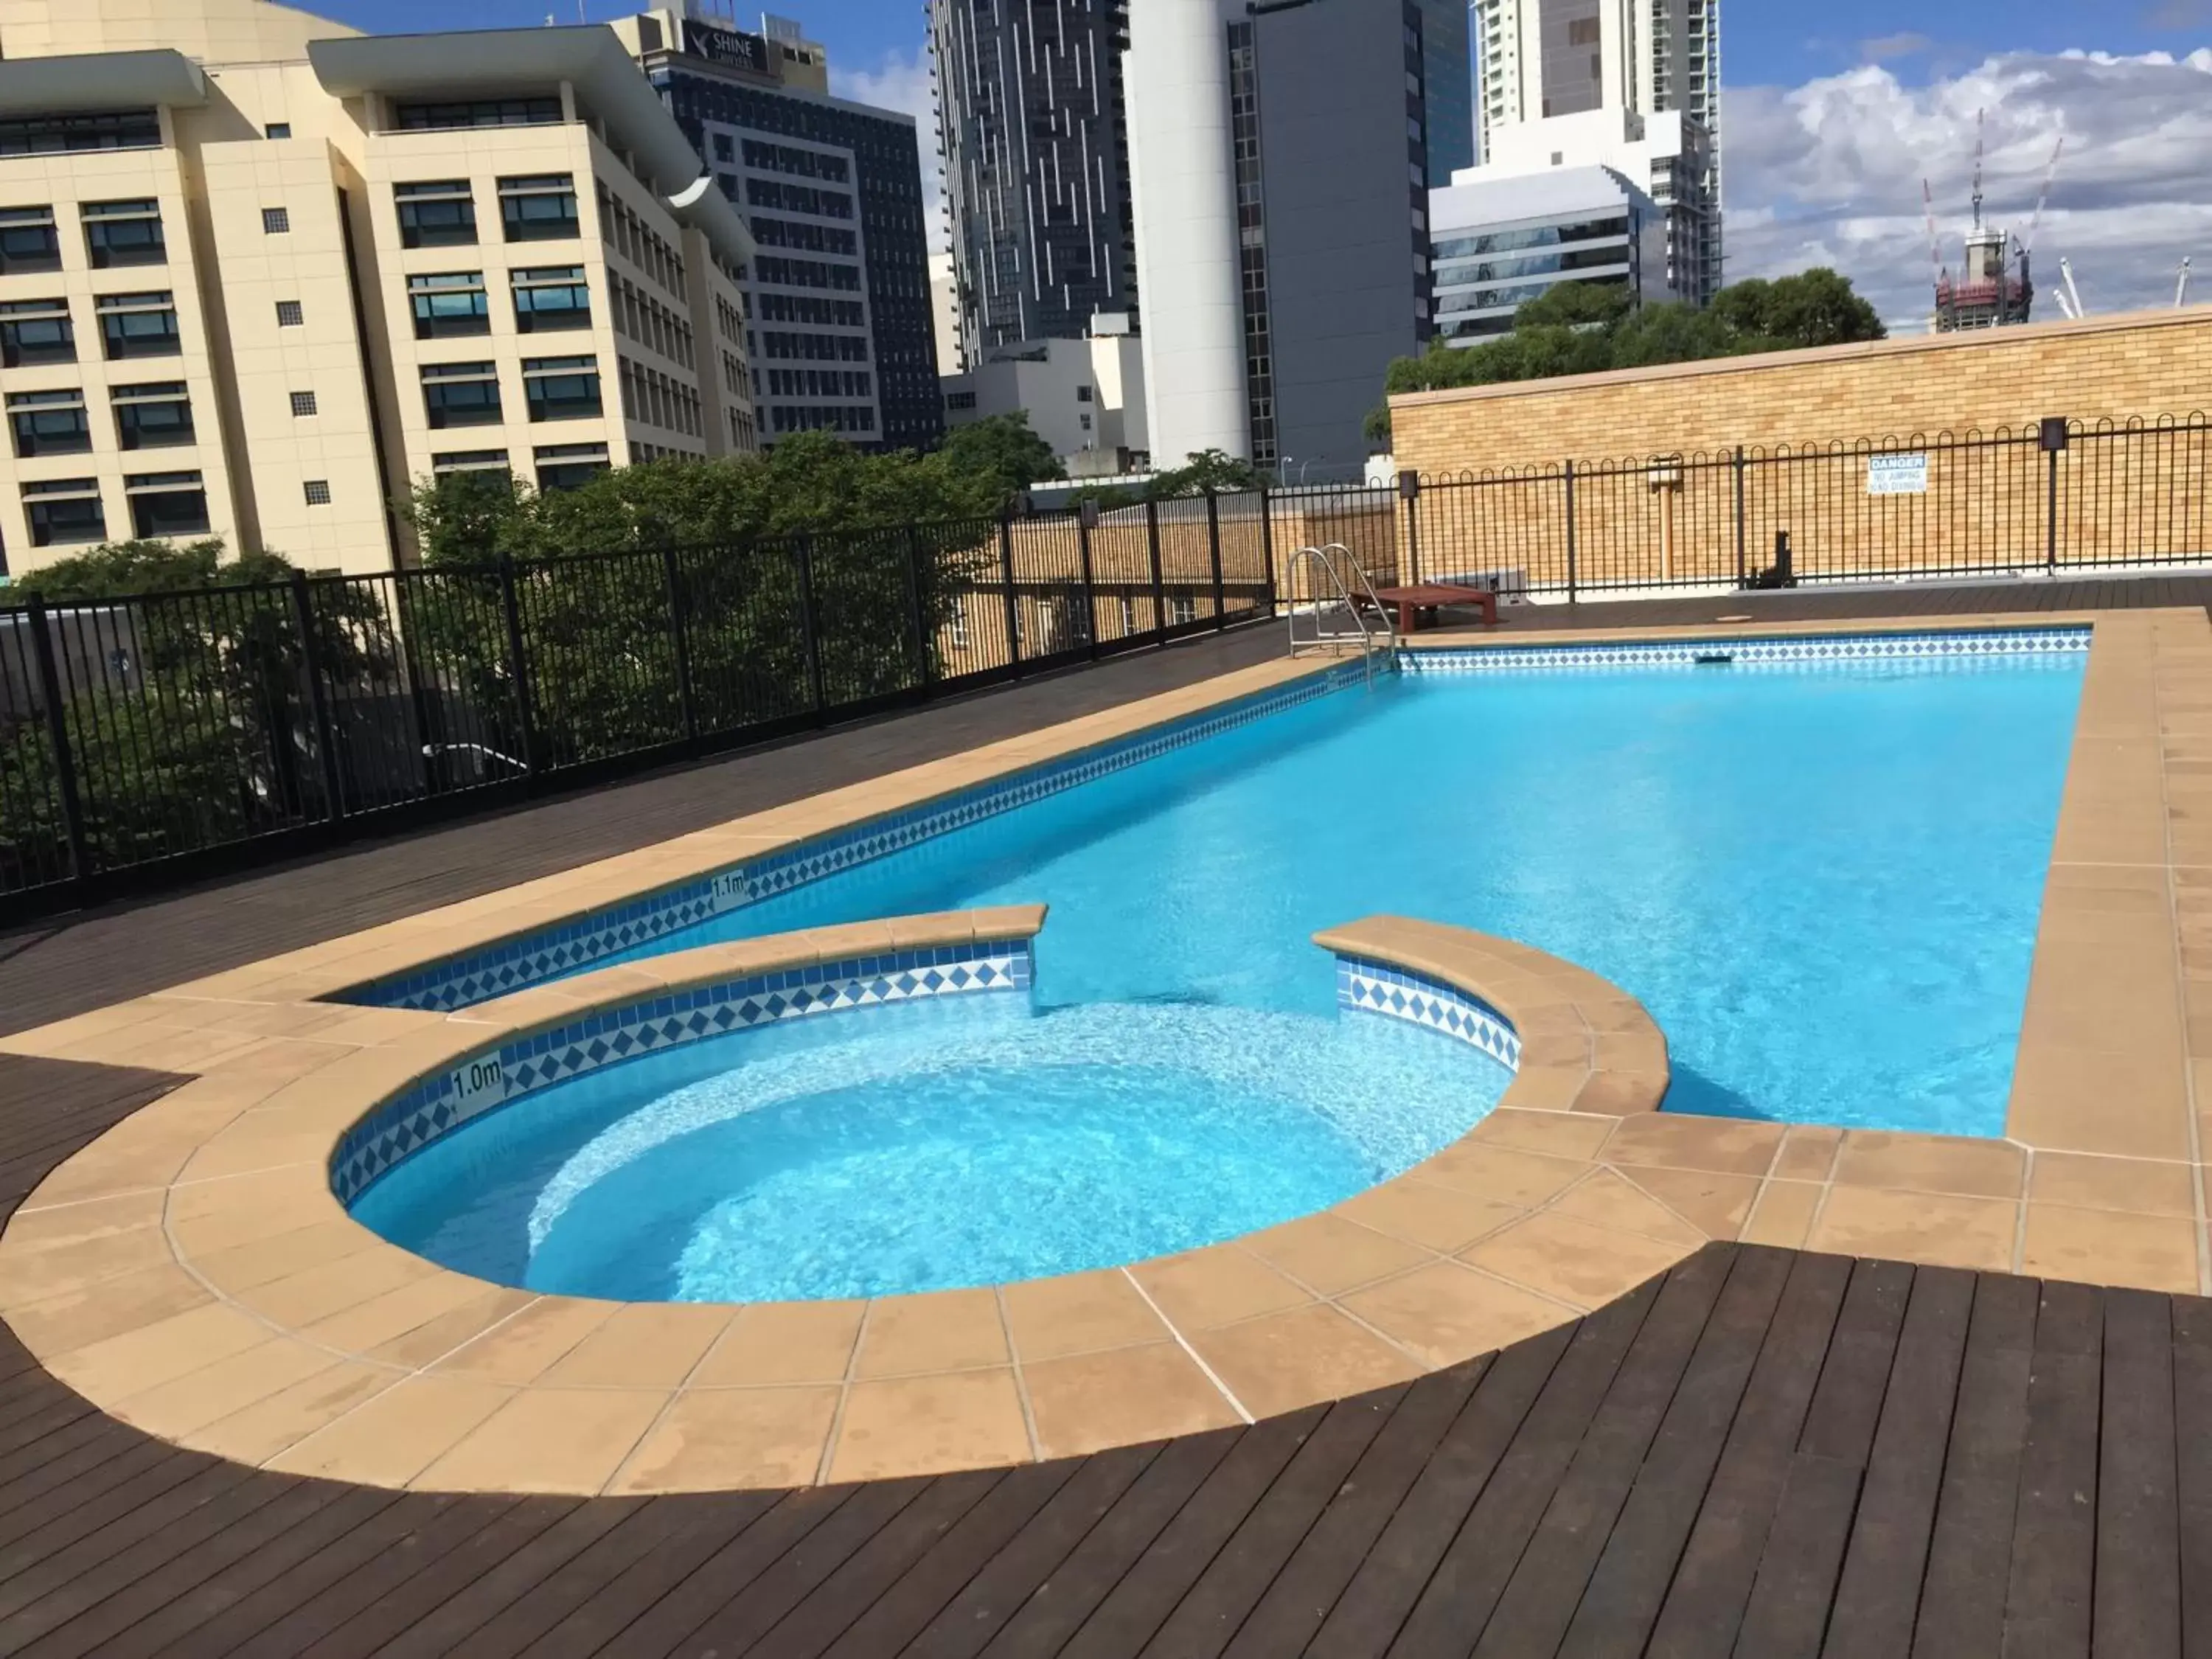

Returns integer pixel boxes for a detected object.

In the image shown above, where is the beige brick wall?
[1388,307,2212,588]
[1391,306,2212,475]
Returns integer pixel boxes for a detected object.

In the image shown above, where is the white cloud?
[1722,47,2212,332]
[832,46,950,254]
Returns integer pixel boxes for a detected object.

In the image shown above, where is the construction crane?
[1931,114,2056,331]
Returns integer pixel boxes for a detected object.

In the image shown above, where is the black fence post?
[1206,489,1227,627]
[1563,460,1579,605]
[793,532,829,715]
[1077,499,1102,659]
[2040,415,2070,575]
[24,594,90,894]
[496,554,538,775]
[998,510,1023,674]
[904,524,935,689]
[1145,498,1166,639]
[288,571,346,826]
[1399,469,1422,586]
[1731,445,1747,587]
[659,546,699,743]
[1258,482,1277,616]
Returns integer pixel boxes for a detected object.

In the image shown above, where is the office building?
[0,0,758,580]
[1125,0,1452,472]
[1470,0,1720,305]
[931,0,1137,367]
[940,321,1147,467]
[928,250,961,375]
[616,5,944,452]
[1428,164,1669,344]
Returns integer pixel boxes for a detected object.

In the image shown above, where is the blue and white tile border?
[1399,625,2090,675]
[1335,952,1523,1071]
[344,626,2087,1015]
[344,658,1371,1013]
[330,936,1034,1206]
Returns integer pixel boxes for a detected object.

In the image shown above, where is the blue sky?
[314,0,2205,95]
[318,0,2212,327]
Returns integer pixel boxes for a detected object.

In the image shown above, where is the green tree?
[2,536,288,602]
[1379,268,1885,408]
[930,413,1065,502]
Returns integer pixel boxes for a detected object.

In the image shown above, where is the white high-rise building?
[1469,0,1720,304]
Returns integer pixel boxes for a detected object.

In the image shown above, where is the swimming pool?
[348,630,2087,1301]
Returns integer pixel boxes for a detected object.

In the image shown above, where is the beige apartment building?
[0,0,758,580]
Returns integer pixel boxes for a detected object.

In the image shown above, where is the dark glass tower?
[627,12,945,452]
[931,0,1136,365]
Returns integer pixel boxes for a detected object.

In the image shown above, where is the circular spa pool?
[349,991,1510,1301]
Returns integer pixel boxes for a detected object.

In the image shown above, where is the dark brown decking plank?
[805,1457,1085,1659]
[514,1484,858,1659]
[2171,1296,2212,1659]
[1135,1385,1413,1659]
[1817,1265,1975,1659]
[1051,1400,1345,1659]
[1727,1258,1916,1659]
[1304,1324,1576,1659]
[10,1474,358,1659]
[1999,1280,2105,1659]
[1470,1245,1738,1659]
[72,1485,411,1659]
[964,1423,1257,1659]
[1220,1358,1495,1659]
[1908,1272,2040,1659]
[0,1451,251,1603]
[449,1492,784,1659]
[1555,1244,1796,1659]
[350,1497,646,1658]
[576,1477,934,1659]
[895,1439,1178,1659]
[1641,1251,1855,1659]
[681,1469,1006,1659]
[248,1495,579,1659]
[160,1493,524,1658]
[1385,1275,1664,1658]
[2094,1287,2181,1659]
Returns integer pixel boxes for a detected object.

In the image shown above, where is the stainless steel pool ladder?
[1285,543,1397,682]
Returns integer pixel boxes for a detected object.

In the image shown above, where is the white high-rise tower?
[1470,0,1721,304]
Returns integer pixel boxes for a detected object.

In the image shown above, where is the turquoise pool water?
[353,644,2085,1301]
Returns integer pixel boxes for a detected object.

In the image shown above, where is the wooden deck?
[0,1055,2196,1656]
[4,571,2211,1653]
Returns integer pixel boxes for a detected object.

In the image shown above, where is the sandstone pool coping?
[1,604,2205,1494]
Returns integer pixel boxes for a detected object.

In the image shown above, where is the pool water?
[354,994,1512,1301]
[355,647,2085,1301]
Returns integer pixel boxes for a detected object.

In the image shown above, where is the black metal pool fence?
[1,412,2206,917]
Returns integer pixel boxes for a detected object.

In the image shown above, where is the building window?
[81,198,164,268]
[408,271,489,338]
[522,355,600,421]
[420,361,501,428]
[512,265,590,332]
[945,389,975,411]
[1169,594,1197,626]
[289,390,317,417]
[96,291,181,359]
[534,441,609,491]
[302,479,331,505]
[949,594,968,648]
[262,206,290,234]
[1119,597,1136,636]
[265,122,291,139]
[0,207,60,274]
[125,470,209,538]
[275,300,304,327]
[499,174,579,243]
[7,389,89,458]
[397,96,560,131]
[23,479,104,546]
[431,449,509,476]
[112,382,192,449]
[0,298,72,366]
[0,109,159,156]
[394,181,476,248]
[1076,385,1093,403]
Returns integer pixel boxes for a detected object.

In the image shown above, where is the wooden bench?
[1371,583,1500,633]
